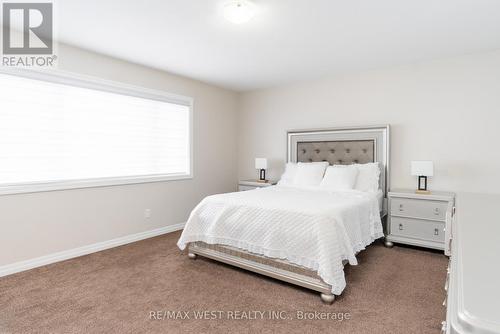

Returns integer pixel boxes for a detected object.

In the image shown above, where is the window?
[0,70,193,195]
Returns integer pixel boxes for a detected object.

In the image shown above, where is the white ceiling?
[54,0,500,91]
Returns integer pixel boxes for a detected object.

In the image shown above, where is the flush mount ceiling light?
[223,1,256,24]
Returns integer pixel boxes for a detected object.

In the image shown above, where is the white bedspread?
[177,186,384,295]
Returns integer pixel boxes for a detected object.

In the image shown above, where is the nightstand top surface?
[239,180,277,187]
[389,188,455,201]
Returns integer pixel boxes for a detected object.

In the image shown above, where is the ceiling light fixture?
[223,1,256,24]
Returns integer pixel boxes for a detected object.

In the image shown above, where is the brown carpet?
[0,231,447,334]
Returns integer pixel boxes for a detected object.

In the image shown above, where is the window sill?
[0,174,193,196]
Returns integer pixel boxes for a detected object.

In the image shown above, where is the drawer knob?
[399,223,404,230]
[434,207,440,215]
[399,204,404,211]
[434,228,439,236]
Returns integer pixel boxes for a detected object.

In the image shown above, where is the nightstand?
[238,180,276,191]
[385,189,455,254]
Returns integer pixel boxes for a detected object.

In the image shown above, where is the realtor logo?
[1,1,56,66]
[2,2,53,54]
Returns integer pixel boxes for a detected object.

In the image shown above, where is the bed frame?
[187,125,390,304]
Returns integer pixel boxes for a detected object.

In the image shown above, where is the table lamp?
[255,158,268,182]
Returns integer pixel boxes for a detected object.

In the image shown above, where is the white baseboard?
[0,222,185,278]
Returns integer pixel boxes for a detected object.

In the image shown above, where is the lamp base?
[258,169,266,182]
[416,176,430,194]
[256,179,268,183]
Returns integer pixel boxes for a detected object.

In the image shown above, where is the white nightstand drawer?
[390,217,445,243]
[391,198,448,221]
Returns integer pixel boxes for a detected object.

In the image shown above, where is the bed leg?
[384,240,394,248]
[188,252,197,259]
[320,293,335,304]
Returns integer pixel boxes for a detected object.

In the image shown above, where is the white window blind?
[0,71,192,194]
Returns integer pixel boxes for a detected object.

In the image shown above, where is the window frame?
[0,68,194,195]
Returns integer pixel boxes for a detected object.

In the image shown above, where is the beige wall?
[238,50,500,194]
[0,44,238,267]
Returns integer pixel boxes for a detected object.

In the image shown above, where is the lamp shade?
[255,158,268,170]
[411,161,434,176]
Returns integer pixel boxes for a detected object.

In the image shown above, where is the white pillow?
[293,162,329,187]
[320,166,359,190]
[353,162,380,192]
[277,162,298,186]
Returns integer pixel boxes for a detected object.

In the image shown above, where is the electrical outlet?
[144,209,151,219]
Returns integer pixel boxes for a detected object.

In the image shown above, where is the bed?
[178,125,390,303]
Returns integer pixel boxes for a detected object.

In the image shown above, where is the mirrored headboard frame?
[286,125,390,196]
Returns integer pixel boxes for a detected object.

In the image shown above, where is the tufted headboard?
[297,140,374,165]
[287,125,390,196]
